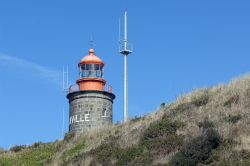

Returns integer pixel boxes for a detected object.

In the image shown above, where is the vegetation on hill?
[1,75,250,166]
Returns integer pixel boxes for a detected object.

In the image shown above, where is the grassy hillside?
[1,75,250,166]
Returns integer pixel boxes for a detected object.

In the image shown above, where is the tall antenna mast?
[119,10,132,123]
[62,108,65,138]
[62,66,68,138]
[63,66,69,93]
[118,18,121,52]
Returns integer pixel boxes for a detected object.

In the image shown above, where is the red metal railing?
[68,84,113,93]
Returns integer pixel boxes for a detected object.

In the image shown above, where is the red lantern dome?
[76,48,106,91]
[79,49,104,66]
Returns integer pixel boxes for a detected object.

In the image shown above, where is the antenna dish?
[119,11,133,55]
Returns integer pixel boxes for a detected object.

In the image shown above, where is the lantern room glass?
[79,64,103,79]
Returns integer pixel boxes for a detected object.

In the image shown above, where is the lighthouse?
[67,48,115,133]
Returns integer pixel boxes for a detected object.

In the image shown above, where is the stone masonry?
[67,90,115,133]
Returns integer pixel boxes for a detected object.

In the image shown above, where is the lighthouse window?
[81,65,86,70]
[86,70,94,77]
[96,71,102,78]
[102,108,107,117]
[80,64,103,78]
[86,64,92,70]
[83,64,93,78]
[80,65,86,78]
[94,64,103,78]
[94,64,100,70]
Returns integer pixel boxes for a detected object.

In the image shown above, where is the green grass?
[1,75,250,165]
[61,142,85,162]
[169,120,221,166]
[205,141,250,166]
[89,136,120,165]
[224,94,239,107]
[139,115,184,155]
[191,89,210,107]
[224,114,242,124]
[0,143,57,166]
[88,116,184,165]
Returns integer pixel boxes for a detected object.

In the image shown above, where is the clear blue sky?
[0,0,249,149]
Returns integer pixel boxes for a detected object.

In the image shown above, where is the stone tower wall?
[67,90,115,133]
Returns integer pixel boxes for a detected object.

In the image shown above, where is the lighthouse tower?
[67,48,115,133]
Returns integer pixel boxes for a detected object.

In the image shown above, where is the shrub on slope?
[169,120,221,166]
